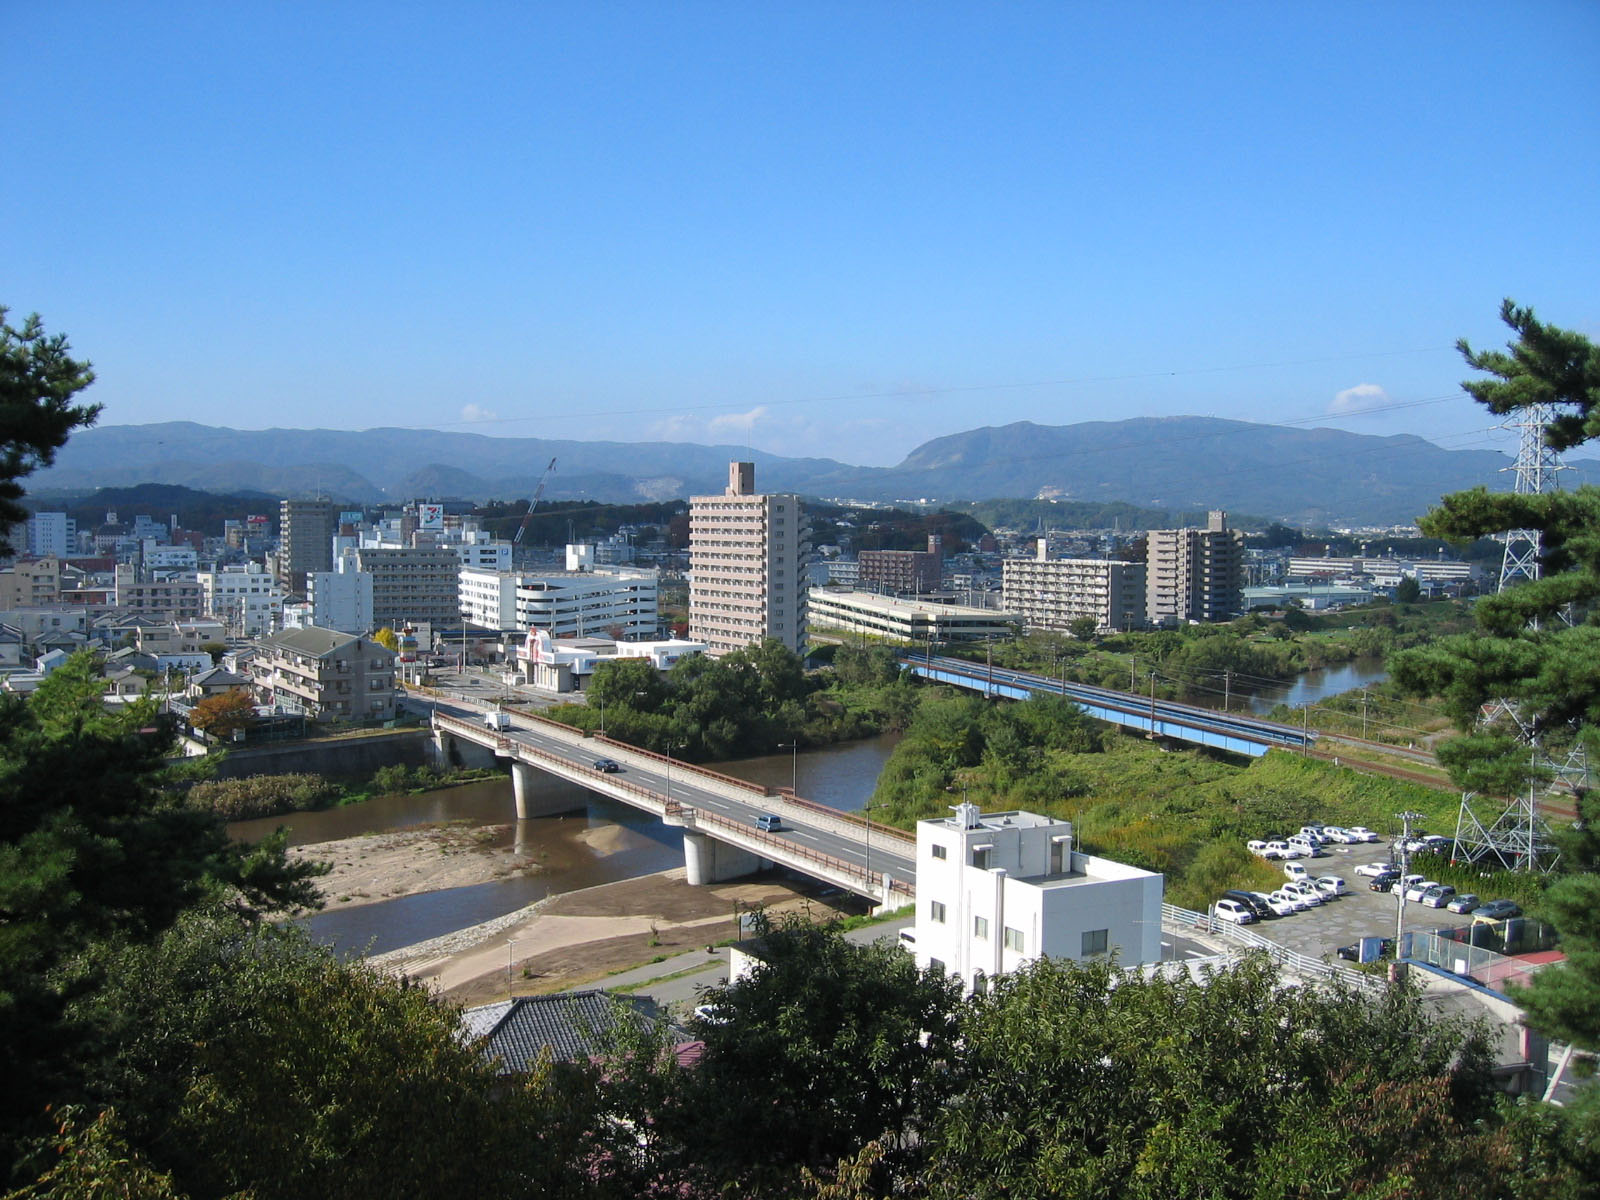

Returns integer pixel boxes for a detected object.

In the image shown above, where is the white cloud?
[1329,383,1389,415]
[707,405,769,436]
[460,403,499,423]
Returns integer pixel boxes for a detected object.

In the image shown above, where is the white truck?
[484,710,511,731]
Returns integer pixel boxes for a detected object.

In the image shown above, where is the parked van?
[1283,861,1310,882]
[1286,836,1324,858]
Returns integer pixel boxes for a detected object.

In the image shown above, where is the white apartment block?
[198,562,284,637]
[303,556,375,635]
[807,588,1017,644]
[1146,511,1245,626]
[689,462,809,656]
[141,540,198,571]
[459,567,659,640]
[912,804,1164,992]
[26,513,75,558]
[1003,543,1146,634]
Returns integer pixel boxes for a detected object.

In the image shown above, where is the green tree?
[1395,575,1423,603]
[0,653,324,1164]
[53,911,604,1199]
[647,913,962,1196]
[918,954,1514,1199]
[1389,301,1600,1057]
[0,307,99,557]
[1069,615,1099,642]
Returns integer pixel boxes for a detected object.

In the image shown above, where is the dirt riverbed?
[294,825,847,1008]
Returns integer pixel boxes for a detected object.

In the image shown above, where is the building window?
[930,844,947,861]
[928,957,945,974]
[1082,929,1109,957]
[972,847,991,870]
[930,900,947,924]
[1004,926,1024,953]
[973,915,989,940]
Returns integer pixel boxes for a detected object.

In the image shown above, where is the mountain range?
[32,417,1589,527]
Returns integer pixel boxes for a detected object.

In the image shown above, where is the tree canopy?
[1389,300,1600,1057]
[0,307,99,556]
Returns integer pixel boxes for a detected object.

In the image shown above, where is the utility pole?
[1302,704,1309,756]
[1148,671,1157,732]
[1395,811,1422,951]
[1223,669,1231,712]
[1362,688,1368,740]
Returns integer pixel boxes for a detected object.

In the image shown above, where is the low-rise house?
[461,991,697,1073]
[251,626,397,722]
[187,665,251,700]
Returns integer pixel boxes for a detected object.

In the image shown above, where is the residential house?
[251,626,397,722]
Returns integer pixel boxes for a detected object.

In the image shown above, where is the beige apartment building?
[251,626,397,722]
[688,462,809,655]
[1146,510,1244,626]
[1002,543,1145,634]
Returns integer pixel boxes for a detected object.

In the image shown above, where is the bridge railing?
[1161,902,1386,996]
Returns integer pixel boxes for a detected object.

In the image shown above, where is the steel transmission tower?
[1454,404,1576,871]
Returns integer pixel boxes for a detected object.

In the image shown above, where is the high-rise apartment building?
[355,545,461,631]
[275,499,336,599]
[688,462,809,655]
[26,512,76,558]
[1003,542,1145,634]
[1145,510,1244,626]
[858,535,944,595]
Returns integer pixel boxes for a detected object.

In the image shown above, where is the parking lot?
[1240,840,1468,962]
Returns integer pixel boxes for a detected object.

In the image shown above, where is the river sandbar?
[292,823,539,910]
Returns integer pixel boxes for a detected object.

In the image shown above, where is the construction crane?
[513,457,558,546]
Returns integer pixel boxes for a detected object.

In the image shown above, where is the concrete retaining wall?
[200,729,433,780]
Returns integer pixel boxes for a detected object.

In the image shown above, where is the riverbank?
[291,823,542,911]
[371,868,846,1009]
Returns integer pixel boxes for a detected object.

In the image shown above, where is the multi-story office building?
[909,804,1163,992]
[198,562,284,637]
[807,588,1016,644]
[275,499,336,598]
[459,567,659,640]
[26,513,75,558]
[688,462,809,655]
[1145,511,1245,626]
[455,530,513,572]
[355,545,461,631]
[0,557,63,609]
[1002,544,1146,634]
[858,536,943,596]
[250,627,396,722]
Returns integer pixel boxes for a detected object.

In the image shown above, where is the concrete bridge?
[902,653,1315,757]
[429,702,915,909]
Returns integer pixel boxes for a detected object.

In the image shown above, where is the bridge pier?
[682,830,765,886]
[511,761,582,819]
[431,727,501,771]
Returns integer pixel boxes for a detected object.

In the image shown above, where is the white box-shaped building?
[913,805,1163,989]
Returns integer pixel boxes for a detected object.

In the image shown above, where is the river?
[230,733,903,956]
[1241,656,1390,714]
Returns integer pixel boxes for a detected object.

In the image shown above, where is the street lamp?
[862,801,887,902]
[777,741,798,794]
[506,937,524,998]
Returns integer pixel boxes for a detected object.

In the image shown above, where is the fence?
[1160,902,1387,996]
[1406,921,1559,996]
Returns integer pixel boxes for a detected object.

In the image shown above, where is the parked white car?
[1403,878,1438,903]
[1247,840,1283,859]
[1282,880,1324,906]
[1354,861,1398,878]
[1344,826,1380,843]
[1266,840,1301,858]
[1420,884,1457,908]
[1268,888,1312,914]
[1283,861,1311,882]
[1213,898,1257,925]
[1254,890,1299,917]
[1314,875,1348,898]
[1392,873,1426,896]
[1320,827,1353,844]
[1287,836,1326,858]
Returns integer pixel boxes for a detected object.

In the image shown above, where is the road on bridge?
[412,692,918,896]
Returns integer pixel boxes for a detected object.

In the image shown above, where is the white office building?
[456,530,513,572]
[459,567,659,640]
[911,804,1163,992]
[26,513,76,558]
[198,562,284,636]
[807,588,1017,644]
[689,462,809,655]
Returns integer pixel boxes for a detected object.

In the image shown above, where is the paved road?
[417,692,918,889]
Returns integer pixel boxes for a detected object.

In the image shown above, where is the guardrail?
[1161,902,1387,996]
[436,711,913,898]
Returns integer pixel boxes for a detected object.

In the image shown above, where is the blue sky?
[5,3,1597,466]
